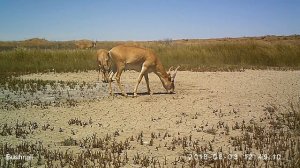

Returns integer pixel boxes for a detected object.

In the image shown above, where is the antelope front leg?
[104,71,109,83]
[101,70,105,82]
[144,73,152,95]
[102,70,110,83]
[133,67,147,97]
[116,69,127,97]
[98,66,101,81]
[108,71,115,96]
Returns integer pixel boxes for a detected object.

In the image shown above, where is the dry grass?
[0,35,300,76]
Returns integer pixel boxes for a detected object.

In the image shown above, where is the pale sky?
[0,0,299,41]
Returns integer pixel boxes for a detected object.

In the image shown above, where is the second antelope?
[97,49,111,83]
[108,45,179,97]
[75,40,96,49]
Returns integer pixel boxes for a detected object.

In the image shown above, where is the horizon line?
[1,34,300,42]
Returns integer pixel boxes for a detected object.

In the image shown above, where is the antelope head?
[92,41,97,48]
[165,66,180,93]
[97,49,111,83]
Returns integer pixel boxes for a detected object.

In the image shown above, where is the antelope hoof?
[168,90,175,94]
[133,93,138,97]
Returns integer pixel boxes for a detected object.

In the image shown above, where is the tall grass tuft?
[148,40,300,70]
[0,48,96,75]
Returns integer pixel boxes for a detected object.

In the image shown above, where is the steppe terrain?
[1,35,300,167]
[1,70,299,167]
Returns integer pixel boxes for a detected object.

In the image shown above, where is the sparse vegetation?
[278,100,300,134]
[0,78,107,110]
[1,101,299,167]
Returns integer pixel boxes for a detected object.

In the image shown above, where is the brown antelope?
[108,45,179,97]
[96,49,111,83]
[75,40,96,49]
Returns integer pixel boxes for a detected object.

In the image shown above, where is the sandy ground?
[1,70,300,167]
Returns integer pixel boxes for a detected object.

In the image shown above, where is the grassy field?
[1,35,300,75]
